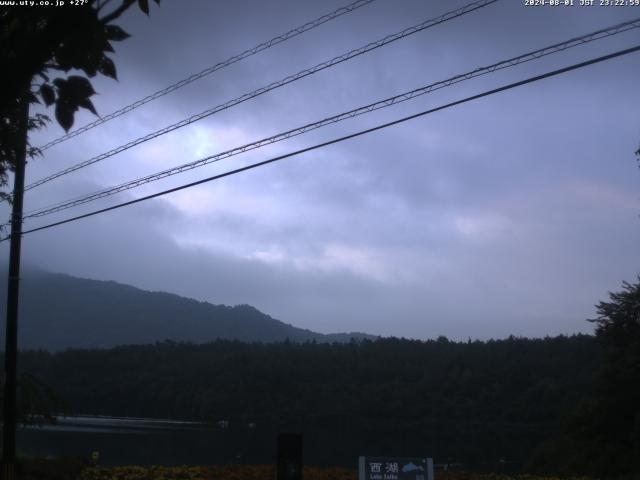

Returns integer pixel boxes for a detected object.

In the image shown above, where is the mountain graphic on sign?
[401,463,424,473]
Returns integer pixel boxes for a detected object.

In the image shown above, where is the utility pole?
[1,94,29,480]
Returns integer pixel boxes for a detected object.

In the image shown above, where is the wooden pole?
[2,94,29,480]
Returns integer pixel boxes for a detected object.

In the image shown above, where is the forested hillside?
[0,268,373,350]
[16,335,598,470]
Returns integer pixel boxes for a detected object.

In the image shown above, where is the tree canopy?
[0,0,159,198]
[587,278,640,475]
[533,278,640,477]
[14,335,599,471]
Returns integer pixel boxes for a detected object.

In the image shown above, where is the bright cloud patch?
[454,213,509,239]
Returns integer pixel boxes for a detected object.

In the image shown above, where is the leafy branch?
[0,0,160,196]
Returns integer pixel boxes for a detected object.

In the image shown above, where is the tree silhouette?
[0,373,62,426]
[533,278,640,477]
[1,1,160,472]
[586,278,640,476]
[0,0,160,199]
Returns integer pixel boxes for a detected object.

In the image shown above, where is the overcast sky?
[2,0,639,340]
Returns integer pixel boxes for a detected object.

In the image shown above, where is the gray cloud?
[3,0,639,341]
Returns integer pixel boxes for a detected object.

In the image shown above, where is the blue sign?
[358,457,433,480]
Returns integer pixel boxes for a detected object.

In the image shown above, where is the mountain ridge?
[0,267,376,351]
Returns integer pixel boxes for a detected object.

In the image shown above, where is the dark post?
[2,94,29,480]
[277,433,303,480]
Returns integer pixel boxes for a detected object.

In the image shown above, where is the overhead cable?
[7,44,639,240]
[36,0,380,152]
[20,17,640,221]
[22,0,499,193]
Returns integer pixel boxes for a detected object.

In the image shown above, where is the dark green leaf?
[98,56,117,80]
[26,91,40,105]
[65,76,96,98]
[55,40,87,72]
[55,102,75,132]
[52,75,98,125]
[53,43,76,72]
[80,52,100,77]
[40,84,55,106]
[27,146,43,159]
[78,98,98,116]
[28,113,49,131]
[105,24,130,41]
[138,0,149,15]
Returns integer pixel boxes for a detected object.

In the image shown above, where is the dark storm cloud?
[4,0,640,340]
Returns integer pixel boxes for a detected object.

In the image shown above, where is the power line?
[19,17,640,221]
[21,0,499,194]
[8,44,639,241]
[35,0,379,152]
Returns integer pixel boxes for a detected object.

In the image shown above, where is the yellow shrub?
[78,465,596,480]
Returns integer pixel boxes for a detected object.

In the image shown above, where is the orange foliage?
[78,465,593,480]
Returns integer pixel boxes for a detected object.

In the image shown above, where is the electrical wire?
[6,44,638,241]
[19,17,640,221]
[36,0,380,152]
[21,0,499,194]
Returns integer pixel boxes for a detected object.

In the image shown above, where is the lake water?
[17,415,523,471]
[18,415,276,466]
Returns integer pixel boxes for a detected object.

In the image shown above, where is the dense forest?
[2,278,636,477]
[14,335,599,472]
